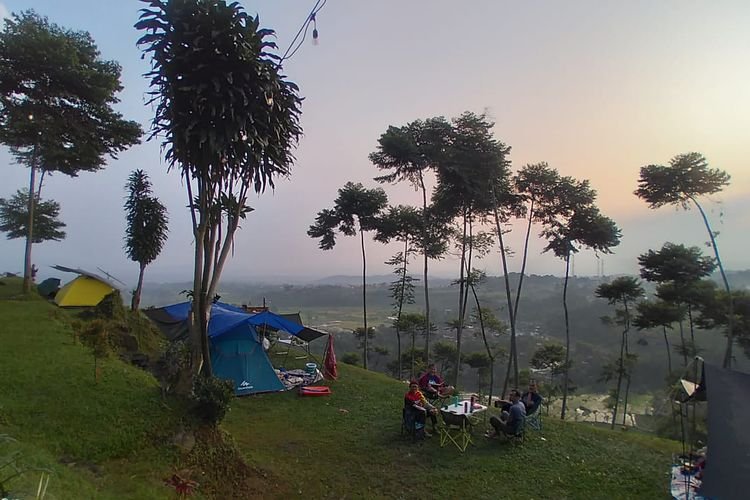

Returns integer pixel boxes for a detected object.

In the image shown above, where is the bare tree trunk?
[513,200,534,320]
[22,162,37,294]
[454,211,468,387]
[395,239,409,379]
[621,301,631,426]
[420,174,432,363]
[611,329,626,430]
[678,319,688,367]
[690,198,734,368]
[561,251,572,420]
[132,262,146,311]
[663,325,672,375]
[492,202,517,396]
[469,274,495,409]
[360,227,369,370]
[687,305,695,357]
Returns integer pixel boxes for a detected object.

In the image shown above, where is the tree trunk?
[420,174,432,364]
[492,201,518,396]
[513,200,535,320]
[663,325,672,375]
[561,250,572,420]
[621,301,631,427]
[687,305,695,357]
[691,198,734,368]
[454,211,468,387]
[395,238,409,379]
[611,331,625,429]
[678,319,688,367]
[469,274,494,410]
[360,227,369,370]
[132,262,146,311]
[22,162,37,294]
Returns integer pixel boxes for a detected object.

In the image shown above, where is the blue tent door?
[210,324,284,395]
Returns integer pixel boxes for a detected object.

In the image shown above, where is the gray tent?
[696,363,750,500]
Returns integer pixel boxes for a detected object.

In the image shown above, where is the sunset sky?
[1,0,748,286]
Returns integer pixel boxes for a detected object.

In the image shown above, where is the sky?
[1,0,749,286]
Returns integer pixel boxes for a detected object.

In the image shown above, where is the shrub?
[341,352,360,366]
[190,376,234,426]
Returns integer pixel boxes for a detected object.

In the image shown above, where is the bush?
[341,352,360,366]
[190,376,234,426]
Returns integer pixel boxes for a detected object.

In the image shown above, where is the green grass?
[0,278,179,498]
[225,363,680,499]
[1,277,681,499]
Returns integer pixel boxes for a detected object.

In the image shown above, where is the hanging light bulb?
[311,13,319,46]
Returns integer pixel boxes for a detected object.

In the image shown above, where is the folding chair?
[526,406,542,431]
[439,410,475,452]
[502,417,525,446]
[402,407,425,442]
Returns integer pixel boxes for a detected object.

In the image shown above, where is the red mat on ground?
[299,386,332,397]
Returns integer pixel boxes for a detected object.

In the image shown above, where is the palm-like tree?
[376,205,421,377]
[308,182,388,369]
[137,0,302,377]
[596,276,644,429]
[432,112,513,387]
[638,243,717,364]
[124,170,169,311]
[370,118,452,364]
[544,193,621,420]
[635,153,734,367]
[633,300,682,375]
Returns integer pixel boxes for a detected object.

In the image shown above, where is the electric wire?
[279,0,327,65]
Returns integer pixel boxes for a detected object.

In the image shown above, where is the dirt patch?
[178,426,288,499]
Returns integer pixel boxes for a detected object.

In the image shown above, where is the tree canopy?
[0,189,65,243]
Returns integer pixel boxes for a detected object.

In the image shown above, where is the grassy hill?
[1,277,680,499]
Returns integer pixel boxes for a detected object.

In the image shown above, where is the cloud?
[0,3,9,21]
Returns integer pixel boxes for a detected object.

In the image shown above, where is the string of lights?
[279,0,327,65]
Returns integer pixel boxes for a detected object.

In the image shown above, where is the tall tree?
[0,11,142,293]
[432,111,513,387]
[544,186,621,420]
[124,170,169,311]
[137,0,302,377]
[0,189,66,243]
[376,205,421,377]
[638,243,717,364]
[511,162,561,319]
[634,299,682,375]
[596,276,644,429]
[308,182,388,369]
[635,152,734,367]
[370,117,452,363]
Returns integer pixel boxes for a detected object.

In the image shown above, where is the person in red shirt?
[404,380,438,436]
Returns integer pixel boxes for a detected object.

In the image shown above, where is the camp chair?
[402,407,425,442]
[526,405,542,431]
[275,335,311,362]
[439,410,476,452]
[500,416,525,446]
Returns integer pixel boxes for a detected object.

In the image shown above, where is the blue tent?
[146,302,325,395]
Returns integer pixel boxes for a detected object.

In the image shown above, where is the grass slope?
[1,277,679,499]
[225,360,680,499]
[0,278,179,498]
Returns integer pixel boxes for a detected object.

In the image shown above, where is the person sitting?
[521,379,543,415]
[486,389,526,438]
[404,380,438,436]
[418,364,455,400]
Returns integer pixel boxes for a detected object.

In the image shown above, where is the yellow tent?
[52,266,118,307]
